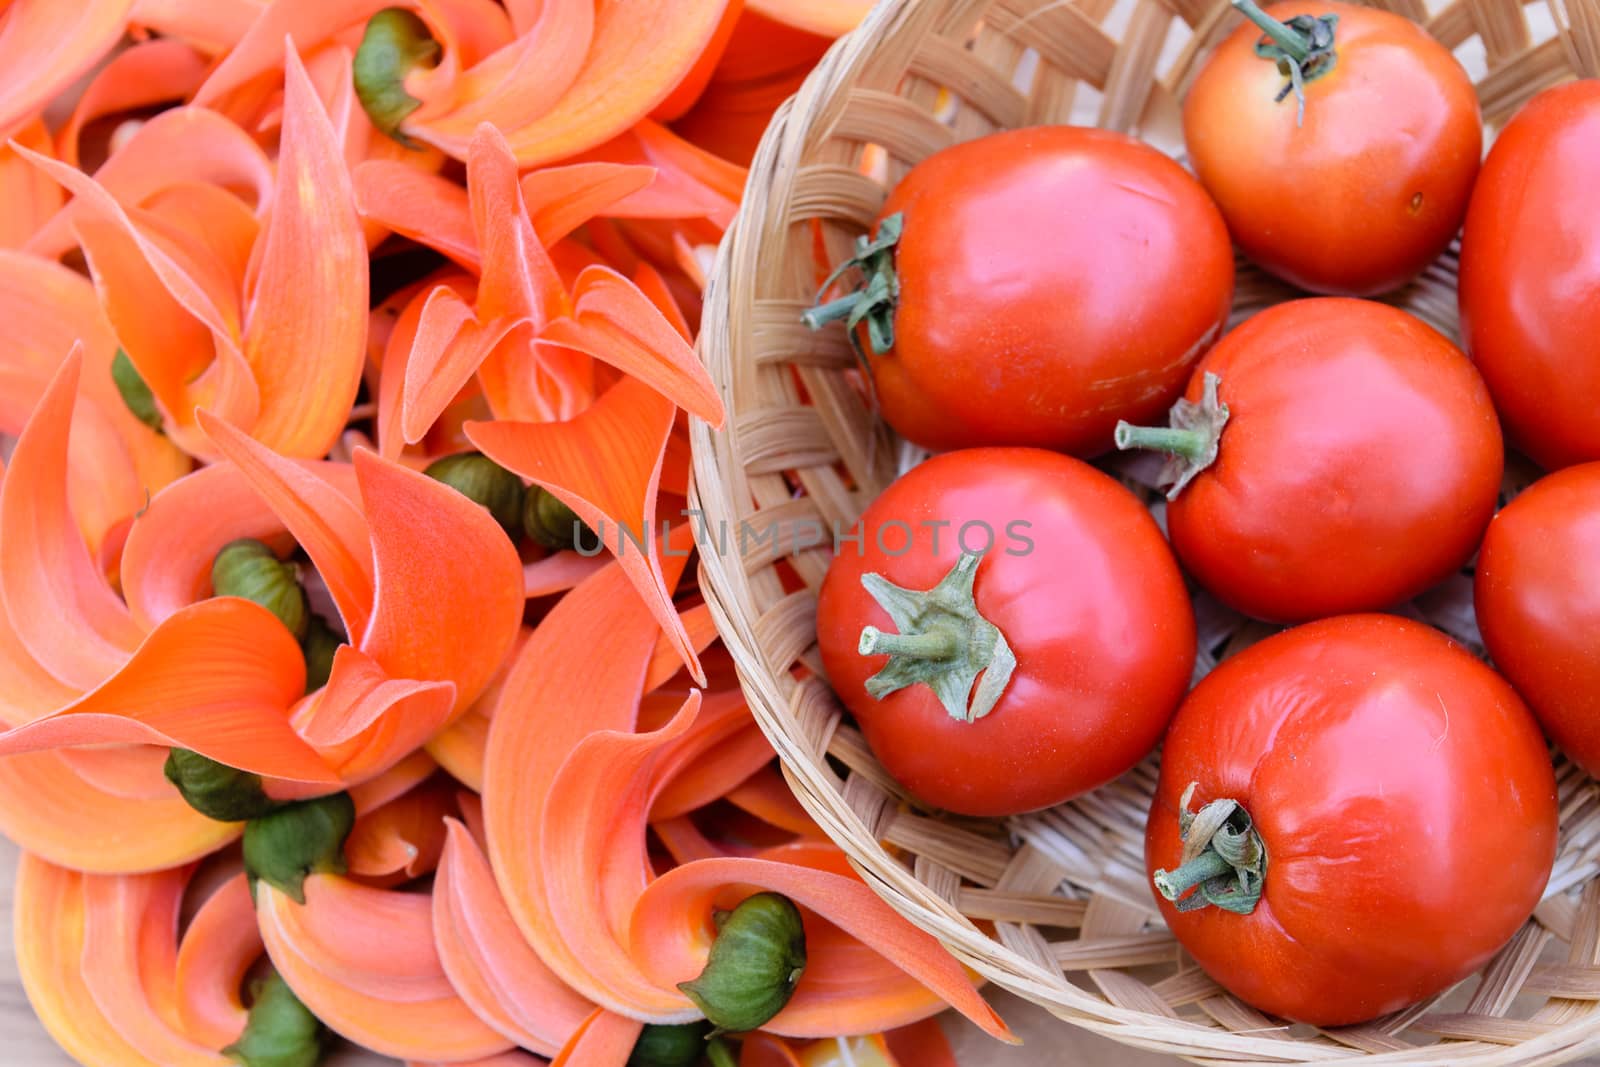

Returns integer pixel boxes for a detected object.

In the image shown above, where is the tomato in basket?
[801,125,1233,457]
[1147,614,1557,1027]
[814,448,1195,817]
[1459,80,1600,471]
[1115,298,1502,623]
[1476,462,1600,776]
[1183,0,1480,296]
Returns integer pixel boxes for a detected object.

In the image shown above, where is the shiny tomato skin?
[1459,81,1600,470]
[1168,298,1502,622]
[1148,615,1558,1026]
[1184,0,1480,296]
[1476,463,1600,775]
[815,449,1195,816]
[874,126,1233,457]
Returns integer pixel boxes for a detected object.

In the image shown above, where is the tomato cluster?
[808,5,1599,1030]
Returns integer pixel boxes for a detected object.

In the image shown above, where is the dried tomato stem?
[1152,783,1268,916]
[1234,0,1311,61]
[800,294,864,330]
[1113,425,1211,461]
[1152,849,1234,899]
[1114,371,1230,500]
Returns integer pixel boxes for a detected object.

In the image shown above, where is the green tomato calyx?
[677,891,806,1035]
[1114,370,1230,501]
[1153,782,1268,915]
[801,212,904,367]
[857,551,1017,724]
[353,8,441,146]
[1233,0,1339,126]
[212,539,310,641]
[224,972,330,1067]
[243,792,356,905]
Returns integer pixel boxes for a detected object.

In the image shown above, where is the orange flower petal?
[742,1034,804,1067]
[425,627,529,793]
[128,0,263,52]
[349,748,440,813]
[353,449,521,710]
[649,698,772,822]
[355,162,478,271]
[434,820,593,1055]
[550,1008,642,1067]
[0,0,135,139]
[0,348,142,689]
[519,162,656,245]
[55,39,210,168]
[539,265,723,425]
[522,552,610,599]
[346,776,456,879]
[884,1018,960,1067]
[295,645,457,785]
[631,856,1013,1041]
[746,0,870,36]
[0,120,62,248]
[173,873,258,1049]
[724,767,823,838]
[199,410,375,640]
[571,121,744,227]
[401,284,527,447]
[0,598,339,785]
[242,46,369,457]
[258,875,513,1061]
[467,379,701,684]
[651,0,746,122]
[643,603,721,695]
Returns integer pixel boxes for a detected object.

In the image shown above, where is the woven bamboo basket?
[689,0,1600,1062]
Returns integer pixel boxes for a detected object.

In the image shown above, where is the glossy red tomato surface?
[1184,0,1480,296]
[1148,615,1558,1026]
[1160,298,1502,622]
[1476,463,1600,776]
[858,126,1233,456]
[815,449,1195,817]
[1460,80,1600,470]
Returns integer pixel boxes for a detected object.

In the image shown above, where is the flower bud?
[163,748,280,823]
[111,349,162,432]
[212,540,309,641]
[223,972,329,1067]
[677,892,806,1034]
[354,8,441,146]
[628,1021,710,1066]
[424,452,524,534]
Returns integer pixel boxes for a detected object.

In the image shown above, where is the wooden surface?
[0,836,1179,1066]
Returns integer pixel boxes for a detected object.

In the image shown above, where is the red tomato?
[1148,615,1557,1026]
[815,448,1194,816]
[1184,0,1480,296]
[804,126,1233,456]
[1476,463,1600,775]
[1460,80,1600,470]
[1117,298,1502,622]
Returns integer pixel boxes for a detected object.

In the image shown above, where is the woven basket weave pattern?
[691,0,1600,1062]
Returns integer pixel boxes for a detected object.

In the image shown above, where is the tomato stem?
[1114,371,1230,500]
[802,213,904,367]
[800,294,862,330]
[1234,0,1311,61]
[1233,0,1340,126]
[1152,782,1267,916]
[857,552,1017,723]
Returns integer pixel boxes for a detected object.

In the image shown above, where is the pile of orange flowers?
[0,1,1014,1064]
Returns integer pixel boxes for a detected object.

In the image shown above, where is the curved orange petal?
[425,627,529,793]
[295,645,456,785]
[410,1055,548,1067]
[0,0,135,139]
[742,1034,804,1067]
[0,598,339,785]
[0,348,142,689]
[354,448,523,712]
[522,552,609,599]
[539,265,723,425]
[445,1,732,167]
[643,602,721,694]
[0,120,62,247]
[174,873,259,1049]
[243,46,368,457]
[401,283,527,447]
[550,1008,642,1067]
[55,39,210,168]
[434,820,593,1055]
[467,379,700,684]
[571,121,744,227]
[724,767,822,837]
[129,0,265,51]
[199,411,374,640]
[520,162,657,246]
[650,712,773,823]
[630,857,1013,1041]
[883,1018,959,1067]
[258,875,513,1061]
[346,776,456,880]
[651,0,746,122]
[349,748,440,813]
[355,162,478,271]
[746,0,869,36]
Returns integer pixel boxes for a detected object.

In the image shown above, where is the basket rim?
[687,0,1600,1061]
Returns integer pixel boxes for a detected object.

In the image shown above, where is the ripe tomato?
[1459,81,1600,470]
[1116,298,1502,622]
[1148,615,1557,1026]
[1476,463,1600,776]
[1184,0,1480,296]
[815,448,1194,817]
[803,126,1233,456]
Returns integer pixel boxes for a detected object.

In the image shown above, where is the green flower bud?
[244,793,355,905]
[522,486,589,551]
[300,614,342,695]
[424,452,524,534]
[212,540,309,642]
[629,1021,710,1067]
[677,892,806,1035]
[111,349,162,432]
[354,8,441,147]
[223,972,329,1067]
[163,748,280,823]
